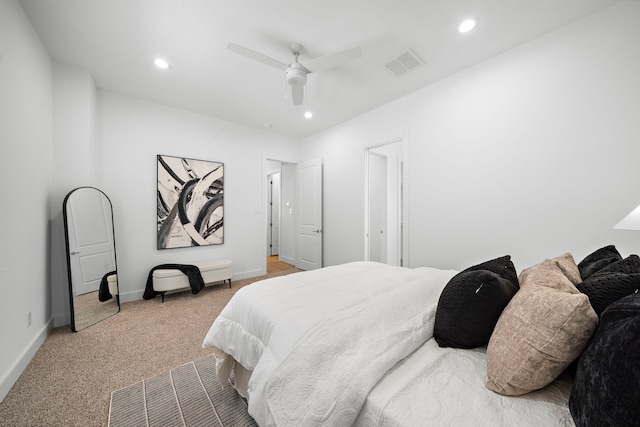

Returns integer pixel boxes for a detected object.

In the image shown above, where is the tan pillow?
[485,253,598,396]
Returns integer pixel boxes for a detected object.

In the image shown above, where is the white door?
[296,159,323,270]
[66,189,116,296]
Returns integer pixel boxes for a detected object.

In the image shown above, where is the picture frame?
[156,154,224,249]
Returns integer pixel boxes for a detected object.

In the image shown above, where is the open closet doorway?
[267,171,281,257]
[266,159,297,273]
[365,139,407,266]
[264,157,323,274]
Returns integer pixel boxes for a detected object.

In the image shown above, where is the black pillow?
[577,245,622,280]
[577,255,640,316]
[465,255,519,287]
[591,254,640,276]
[569,292,640,427]
[434,256,519,349]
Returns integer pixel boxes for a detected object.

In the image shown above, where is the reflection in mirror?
[63,187,119,331]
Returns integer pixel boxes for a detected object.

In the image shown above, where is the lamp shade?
[614,204,640,231]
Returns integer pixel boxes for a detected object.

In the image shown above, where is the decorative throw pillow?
[591,254,640,276]
[577,255,640,316]
[549,252,583,286]
[465,255,519,286]
[577,245,622,280]
[485,253,598,396]
[569,292,640,427]
[434,256,519,349]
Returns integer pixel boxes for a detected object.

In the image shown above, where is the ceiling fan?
[227,42,362,106]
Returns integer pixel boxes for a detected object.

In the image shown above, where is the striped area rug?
[108,354,257,427]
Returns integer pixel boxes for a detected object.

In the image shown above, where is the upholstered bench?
[152,259,233,302]
[107,274,118,296]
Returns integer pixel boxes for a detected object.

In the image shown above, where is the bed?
[202,252,639,426]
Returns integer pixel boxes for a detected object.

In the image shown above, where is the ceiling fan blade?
[291,84,304,106]
[227,42,289,70]
[303,46,362,73]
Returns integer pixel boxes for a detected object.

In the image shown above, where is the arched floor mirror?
[63,187,119,331]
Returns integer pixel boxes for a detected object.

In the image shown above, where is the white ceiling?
[20,0,620,139]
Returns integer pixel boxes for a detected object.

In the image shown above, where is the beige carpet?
[109,354,256,427]
[0,268,299,427]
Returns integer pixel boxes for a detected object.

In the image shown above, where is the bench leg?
[228,278,232,289]
[161,291,166,303]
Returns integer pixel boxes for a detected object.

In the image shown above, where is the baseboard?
[119,289,145,304]
[0,318,53,403]
[233,268,264,281]
[279,256,296,266]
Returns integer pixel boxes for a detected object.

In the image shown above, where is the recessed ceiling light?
[304,111,313,119]
[154,58,171,69]
[458,18,477,33]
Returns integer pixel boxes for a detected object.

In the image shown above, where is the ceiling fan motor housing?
[286,63,307,86]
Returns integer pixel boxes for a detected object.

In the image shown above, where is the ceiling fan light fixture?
[304,111,313,119]
[227,40,361,106]
[286,63,307,86]
[154,58,171,69]
[458,18,477,33]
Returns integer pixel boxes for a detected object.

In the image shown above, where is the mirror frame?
[63,186,120,332]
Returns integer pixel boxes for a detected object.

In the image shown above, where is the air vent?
[382,48,425,78]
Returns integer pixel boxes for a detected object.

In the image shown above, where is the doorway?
[368,152,387,263]
[267,171,281,257]
[365,139,406,266]
[264,157,323,273]
[265,159,296,272]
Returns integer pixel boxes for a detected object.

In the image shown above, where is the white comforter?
[202,261,457,426]
[355,339,575,426]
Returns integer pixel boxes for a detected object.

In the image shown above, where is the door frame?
[364,135,409,266]
[262,155,298,275]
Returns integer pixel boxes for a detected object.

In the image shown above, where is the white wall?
[50,62,97,326]
[0,0,53,401]
[96,91,300,302]
[302,2,640,272]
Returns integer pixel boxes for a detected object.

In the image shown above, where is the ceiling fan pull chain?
[284,75,288,99]
[304,85,308,109]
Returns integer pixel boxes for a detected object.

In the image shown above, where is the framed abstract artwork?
[157,154,224,249]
